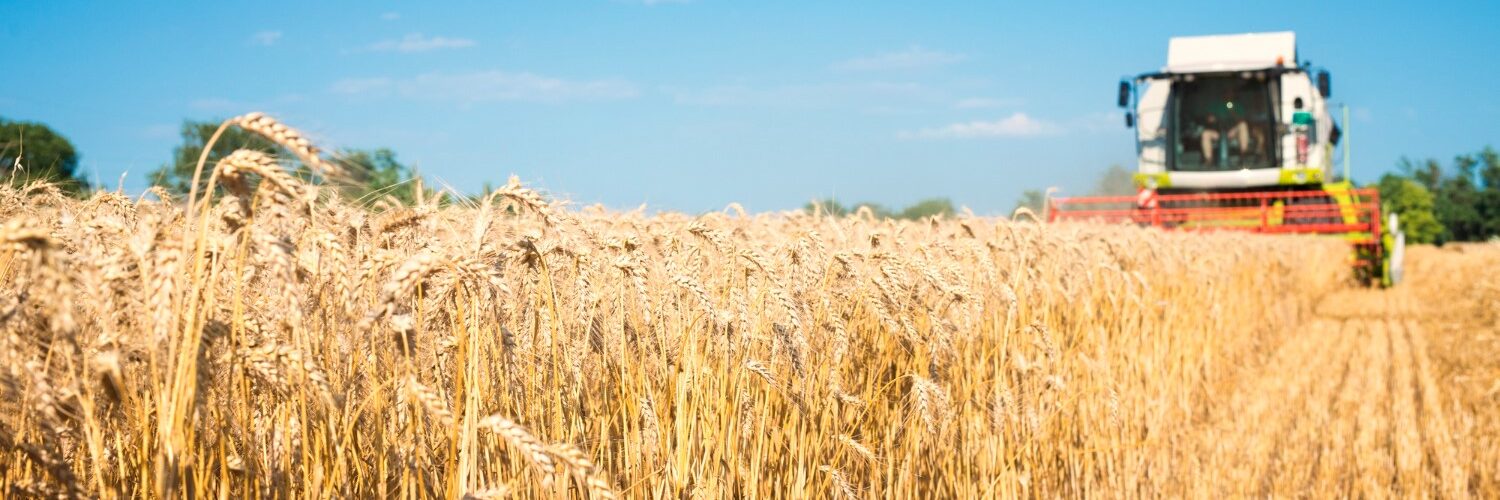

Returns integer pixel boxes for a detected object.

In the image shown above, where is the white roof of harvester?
[1165,32,1296,73]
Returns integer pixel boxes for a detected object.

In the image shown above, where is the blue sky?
[2,1,1496,213]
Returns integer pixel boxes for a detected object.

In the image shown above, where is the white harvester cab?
[1119,32,1339,193]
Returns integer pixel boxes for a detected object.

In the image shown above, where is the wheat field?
[1,115,1495,498]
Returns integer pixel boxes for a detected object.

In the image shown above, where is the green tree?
[0,117,90,194]
[1478,147,1500,238]
[898,197,955,219]
[1091,164,1136,196]
[820,201,896,219]
[149,119,284,195]
[804,198,850,216]
[1014,189,1045,216]
[804,197,952,219]
[150,119,428,208]
[1390,146,1500,242]
[1480,146,1500,190]
[1376,173,1444,244]
[853,202,894,219]
[1435,153,1484,241]
[1399,157,1443,192]
[336,148,419,205]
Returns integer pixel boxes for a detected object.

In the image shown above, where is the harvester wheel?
[1352,242,1386,286]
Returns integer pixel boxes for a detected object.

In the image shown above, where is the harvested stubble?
[0,115,1369,498]
[1406,244,1500,497]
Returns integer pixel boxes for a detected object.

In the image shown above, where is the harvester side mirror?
[1116,81,1131,108]
[1317,70,1331,98]
[1124,112,1134,128]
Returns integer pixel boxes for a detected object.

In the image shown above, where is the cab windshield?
[1170,75,1276,171]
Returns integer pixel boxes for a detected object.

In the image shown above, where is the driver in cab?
[1200,87,1266,168]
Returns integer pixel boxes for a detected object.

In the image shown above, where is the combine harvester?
[1049,32,1403,285]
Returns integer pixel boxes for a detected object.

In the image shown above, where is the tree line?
[802,197,957,220]
[1012,164,1137,215]
[1376,148,1500,244]
[1,116,425,204]
[6,114,960,218]
[3,116,1495,237]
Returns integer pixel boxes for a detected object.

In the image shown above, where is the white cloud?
[900,113,1060,139]
[365,33,477,53]
[380,12,401,21]
[331,71,638,103]
[250,31,282,46]
[833,46,966,71]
